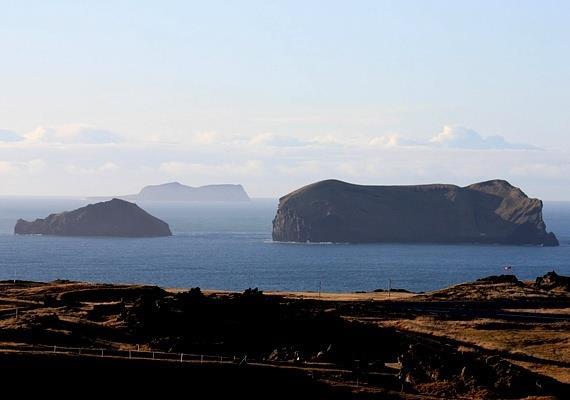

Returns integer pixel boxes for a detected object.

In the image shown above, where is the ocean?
[0,197,569,293]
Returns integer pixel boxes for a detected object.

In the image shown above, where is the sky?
[0,0,569,199]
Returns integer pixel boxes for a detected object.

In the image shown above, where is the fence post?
[53,345,56,353]
[180,353,183,363]
[152,352,155,360]
[200,355,203,364]
[101,349,104,357]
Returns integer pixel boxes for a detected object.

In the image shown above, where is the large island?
[14,198,172,237]
[272,179,559,246]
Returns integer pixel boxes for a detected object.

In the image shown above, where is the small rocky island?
[14,198,172,237]
[91,182,251,202]
[272,179,559,246]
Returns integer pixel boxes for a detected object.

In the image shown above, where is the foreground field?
[0,273,568,399]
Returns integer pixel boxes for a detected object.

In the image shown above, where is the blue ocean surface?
[0,197,569,293]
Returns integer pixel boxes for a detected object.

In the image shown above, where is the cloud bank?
[0,130,24,142]
[0,123,565,199]
[429,126,536,150]
[25,125,123,144]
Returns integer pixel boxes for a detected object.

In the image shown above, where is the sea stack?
[14,198,172,237]
[272,179,559,246]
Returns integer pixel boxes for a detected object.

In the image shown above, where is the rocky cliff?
[272,179,558,246]
[15,198,172,237]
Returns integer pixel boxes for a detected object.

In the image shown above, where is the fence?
[0,343,243,365]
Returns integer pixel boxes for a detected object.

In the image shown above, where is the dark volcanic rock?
[535,271,570,292]
[373,288,412,293]
[14,199,172,237]
[272,179,559,246]
[399,342,565,398]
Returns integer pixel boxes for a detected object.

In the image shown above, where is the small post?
[180,353,184,363]
[129,350,132,359]
[220,355,223,364]
[152,352,155,360]
[101,349,104,357]
[53,345,57,353]
[200,355,203,364]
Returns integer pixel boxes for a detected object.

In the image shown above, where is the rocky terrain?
[14,198,172,237]
[272,179,559,246]
[90,181,251,202]
[0,272,568,399]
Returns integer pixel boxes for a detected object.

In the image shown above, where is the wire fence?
[0,343,378,379]
[0,343,244,365]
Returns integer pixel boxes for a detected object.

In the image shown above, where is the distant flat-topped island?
[272,179,559,246]
[90,182,251,202]
[14,198,172,237]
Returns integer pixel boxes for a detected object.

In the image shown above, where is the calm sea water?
[0,197,569,293]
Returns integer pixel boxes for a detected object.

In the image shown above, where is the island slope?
[272,179,559,246]
[14,198,172,237]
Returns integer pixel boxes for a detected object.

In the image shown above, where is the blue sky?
[1,1,569,198]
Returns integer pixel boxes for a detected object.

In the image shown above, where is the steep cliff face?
[15,198,172,237]
[272,180,558,246]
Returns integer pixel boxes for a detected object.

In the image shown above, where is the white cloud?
[429,125,535,150]
[364,126,537,150]
[0,130,24,142]
[65,162,119,175]
[249,133,357,148]
[131,125,537,155]
[189,131,224,145]
[158,160,263,177]
[309,134,347,146]
[25,159,46,174]
[25,124,123,144]
[0,159,45,175]
[0,161,18,174]
[369,135,400,148]
[368,134,421,148]
[0,122,565,198]
[249,133,309,147]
